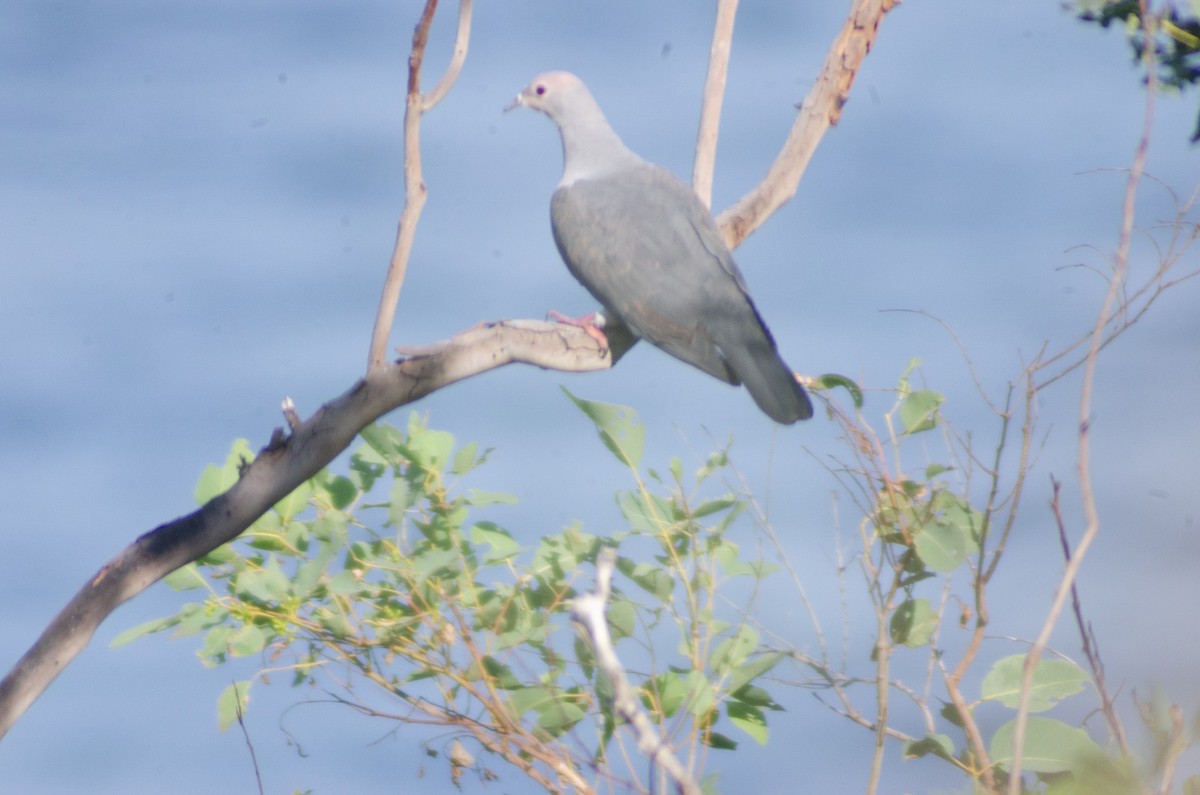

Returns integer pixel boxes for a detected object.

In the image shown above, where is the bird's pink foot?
[547,309,609,349]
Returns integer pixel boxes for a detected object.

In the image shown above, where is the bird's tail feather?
[725,338,813,424]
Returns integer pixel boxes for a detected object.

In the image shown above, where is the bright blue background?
[2,1,1197,792]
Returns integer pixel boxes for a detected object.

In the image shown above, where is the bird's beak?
[503,92,524,113]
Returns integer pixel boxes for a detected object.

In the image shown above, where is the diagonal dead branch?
[716,0,898,248]
[0,319,628,740]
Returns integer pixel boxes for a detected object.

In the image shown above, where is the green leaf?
[685,669,717,718]
[695,450,729,484]
[323,474,358,510]
[327,570,365,596]
[198,544,238,565]
[730,684,783,710]
[348,447,386,491]
[617,557,674,602]
[175,603,224,638]
[709,625,758,676]
[403,414,456,472]
[644,672,690,718]
[617,491,667,534]
[233,557,291,604]
[914,521,970,572]
[162,563,207,591]
[201,624,234,661]
[813,372,863,408]
[194,439,255,504]
[293,542,337,599]
[388,477,414,530]
[990,717,1106,774]
[471,522,522,562]
[704,731,737,750]
[889,598,935,647]
[606,599,636,641]
[315,606,351,638]
[465,489,519,506]
[904,734,955,761]
[562,388,644,470]
[451,441,481,475]
[940,700,966,728]
[360,422,406,466]
[229,624,268,657]
[982,654,1089,712]
[507,686,555,717]
[899,389,943,434]
[110,614,181,647]
[691,497,736,519]
[216,680,253,732]
[726,651,784,696]
[727,701,768,744]
[468,656,521,690]
[535,699,586,738]
[274,479,313,522]
[940,496,985,544]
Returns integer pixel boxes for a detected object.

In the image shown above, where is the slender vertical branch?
[1006,6,1157,792]
[367,0,439,371]
[368,0,475,371]
[1049,476,1130,756]
[693,0,738,207]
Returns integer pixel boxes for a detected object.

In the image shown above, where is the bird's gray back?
[550,163,771,382]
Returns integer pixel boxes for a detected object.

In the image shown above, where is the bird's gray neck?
[554,100,643,186]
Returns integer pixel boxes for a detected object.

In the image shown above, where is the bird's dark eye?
[535,84,546,96]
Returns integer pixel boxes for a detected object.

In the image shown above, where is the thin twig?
[693,0,738,208]
[1007,5,1157,791]
[422,0,474,112]
[1157,704,1185,795]
[1049,475,1129,756]
[232,681,266,795]
[572,548,701,795]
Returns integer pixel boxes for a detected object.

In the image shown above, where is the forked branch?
[716,0,897,248]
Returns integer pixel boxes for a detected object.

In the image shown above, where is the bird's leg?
[547,309,609,350]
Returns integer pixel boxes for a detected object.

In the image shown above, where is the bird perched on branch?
[506,71,812,424]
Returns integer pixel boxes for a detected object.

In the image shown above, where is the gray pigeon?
[508,71,812,424]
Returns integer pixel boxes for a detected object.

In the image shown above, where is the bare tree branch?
[369,0,475,370]
[0,0,888,748]
[422,0,474,112]
[0,319,627,740]
[572,548,701,795]
[716,0,897,248]
[693,0,739,207]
